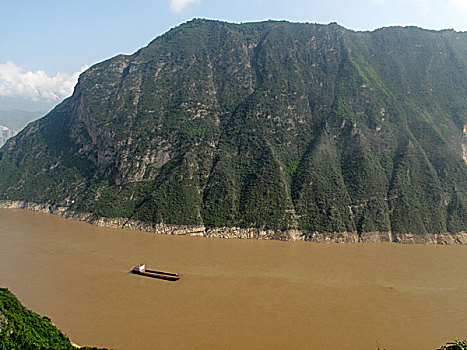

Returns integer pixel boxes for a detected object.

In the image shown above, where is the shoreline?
[1,199,466,245]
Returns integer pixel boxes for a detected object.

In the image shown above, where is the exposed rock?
[1,200,465,244]
[0,310,7,333]
[462,124,467,164]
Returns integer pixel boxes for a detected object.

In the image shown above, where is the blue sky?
[2,0,467,111]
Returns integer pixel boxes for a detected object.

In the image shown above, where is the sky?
[1,0,467,112]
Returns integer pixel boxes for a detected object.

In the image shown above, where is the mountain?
[0,110,45,147]
[0,19,466,240]
[0,96,55,115]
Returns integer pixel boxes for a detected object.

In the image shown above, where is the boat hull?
[132,268,181,281]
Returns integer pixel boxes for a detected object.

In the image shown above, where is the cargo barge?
[132,264,181,281]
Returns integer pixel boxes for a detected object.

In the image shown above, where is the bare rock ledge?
[1,200,466,244]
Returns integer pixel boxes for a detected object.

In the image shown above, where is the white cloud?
[452,0,467,8]
[0,62,87,102]
[169,0,200,13]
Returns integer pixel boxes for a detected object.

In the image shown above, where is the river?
[0,208,466,349]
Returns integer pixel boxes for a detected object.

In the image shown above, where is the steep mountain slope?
[0,19,466,239]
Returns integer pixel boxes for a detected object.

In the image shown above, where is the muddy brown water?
[0,208,466,350]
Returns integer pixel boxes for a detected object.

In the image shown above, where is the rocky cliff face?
[462,124,467,164]
[0,19,466,239]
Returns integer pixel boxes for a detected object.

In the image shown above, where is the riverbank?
[1,199,466,244]
[0,288,108,350]
[2,208,466,349]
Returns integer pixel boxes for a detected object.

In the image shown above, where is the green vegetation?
[0,288,108,350]
[286,159,300,176]
[0,19,466,236]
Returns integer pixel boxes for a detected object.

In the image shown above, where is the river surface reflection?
[0,208,466,349]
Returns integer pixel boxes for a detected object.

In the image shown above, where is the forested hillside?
[0,19,466,237]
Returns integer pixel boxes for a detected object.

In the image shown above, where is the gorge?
[0,19,466,241]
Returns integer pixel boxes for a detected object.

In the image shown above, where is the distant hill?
[0,95,55,116]
[0,110,45,130]
[0,19,466,239]
[0,110,45,147]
